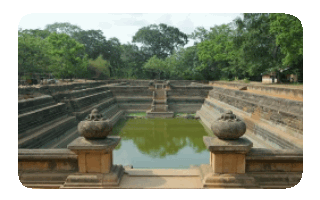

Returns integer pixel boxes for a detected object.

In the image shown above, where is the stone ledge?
[125,169,200,177]
[146,111,174,118]
[246,148,303,161]
[18,149,77,160]
[203,136,253,154]
[67,136,121,152]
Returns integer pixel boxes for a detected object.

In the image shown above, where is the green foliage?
[269,14,303,67]
[143,55,167,79]
[73,30,108,60]
[18,18,302,82]
[243,78,250,83]
[18,29,52,73]
[45,22,82,37]
[88,55,110,79]
[127,112,147,117]
[133,23,188,59]
[46,32,88,79]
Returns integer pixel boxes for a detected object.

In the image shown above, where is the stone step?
[18,103,68,134]
[152,105,168,112]
[202,97,302,149]
[70,91,113,111]
[18,95,56,115]
[18,115,77,148]
[19,114,70,139]
[40,126,78,149]
[110,110,124,126]
[153,99,166,104]
[101,104,119,120]
[73,97,116,120]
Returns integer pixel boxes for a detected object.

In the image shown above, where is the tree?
[197,24,235,79]
[73,30,108,60]
[189,27,210,44]
[143,56,168,79]
[102,37,123,78]
[45,22,82,37]
[269,14,303,68]
[121,43,148,79]
[88,55,110,79]
[18,30,52,75]
[46,32,88,79]
[132,23,188,59]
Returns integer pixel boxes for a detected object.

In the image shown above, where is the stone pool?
[111,118,210,169]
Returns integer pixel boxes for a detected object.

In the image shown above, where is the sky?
[18,13,243,47]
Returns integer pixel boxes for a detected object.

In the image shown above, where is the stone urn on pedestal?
[201,110,257,188]
[62,109,124,189]
[211,110,246,140]
[78,108,113,139]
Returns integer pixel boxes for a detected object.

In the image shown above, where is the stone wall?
[18,147,302,189]
[210,81,303,99]
[18,81,111,96]
[196,96,303,150]
[245,148,303,172]
[207,86,303,135]
[19,149,78,188]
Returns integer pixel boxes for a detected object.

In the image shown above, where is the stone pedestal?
[203,137,252,174]
[61,136,124,188]
[200,136,258,188]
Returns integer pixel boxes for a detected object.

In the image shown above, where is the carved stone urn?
[78,109,113,139]
[211,110,246,140]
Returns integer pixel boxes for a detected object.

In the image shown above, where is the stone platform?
[146,110,174,118]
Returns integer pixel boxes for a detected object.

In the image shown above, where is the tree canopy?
[18,15,303,82]
[132,23,188,59]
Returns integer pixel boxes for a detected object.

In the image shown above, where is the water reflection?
[112,118,208,158]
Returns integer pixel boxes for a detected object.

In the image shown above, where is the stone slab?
[125,169,200,177]
[67,136,121,153]
[146,111,174,118]
[203,136,253,154]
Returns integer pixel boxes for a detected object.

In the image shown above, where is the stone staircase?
[18,83,125,149]
[151,89,168,112]
[146,83,173,118]
[196,95,303,150]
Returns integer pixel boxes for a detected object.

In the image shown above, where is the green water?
[111,118,210,169]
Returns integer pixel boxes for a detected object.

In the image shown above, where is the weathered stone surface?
[61,165,124,188]
[203,136,253,154]
[77,109,113,139]
[67,136,121,152]
[211,110,246,139]
[197,96,303,149]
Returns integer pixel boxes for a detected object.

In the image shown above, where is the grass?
[127,112,147,117]
[174,113,196,117]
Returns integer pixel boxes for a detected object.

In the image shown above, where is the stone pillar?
[61,109,124,189]
[200,110,257,188]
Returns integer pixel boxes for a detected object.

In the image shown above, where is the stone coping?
[124,169,200,177]
[203,136,253,154]
[172,86,213,89]
[18,94,52,103]
[67,136,121,152]
[18,149,77,160]
[208,87,303,117]
[246,148,303,161]
[106,86,149,89]
[210,85,303,105]
[18,102,65,118]
[210,81,303,91]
